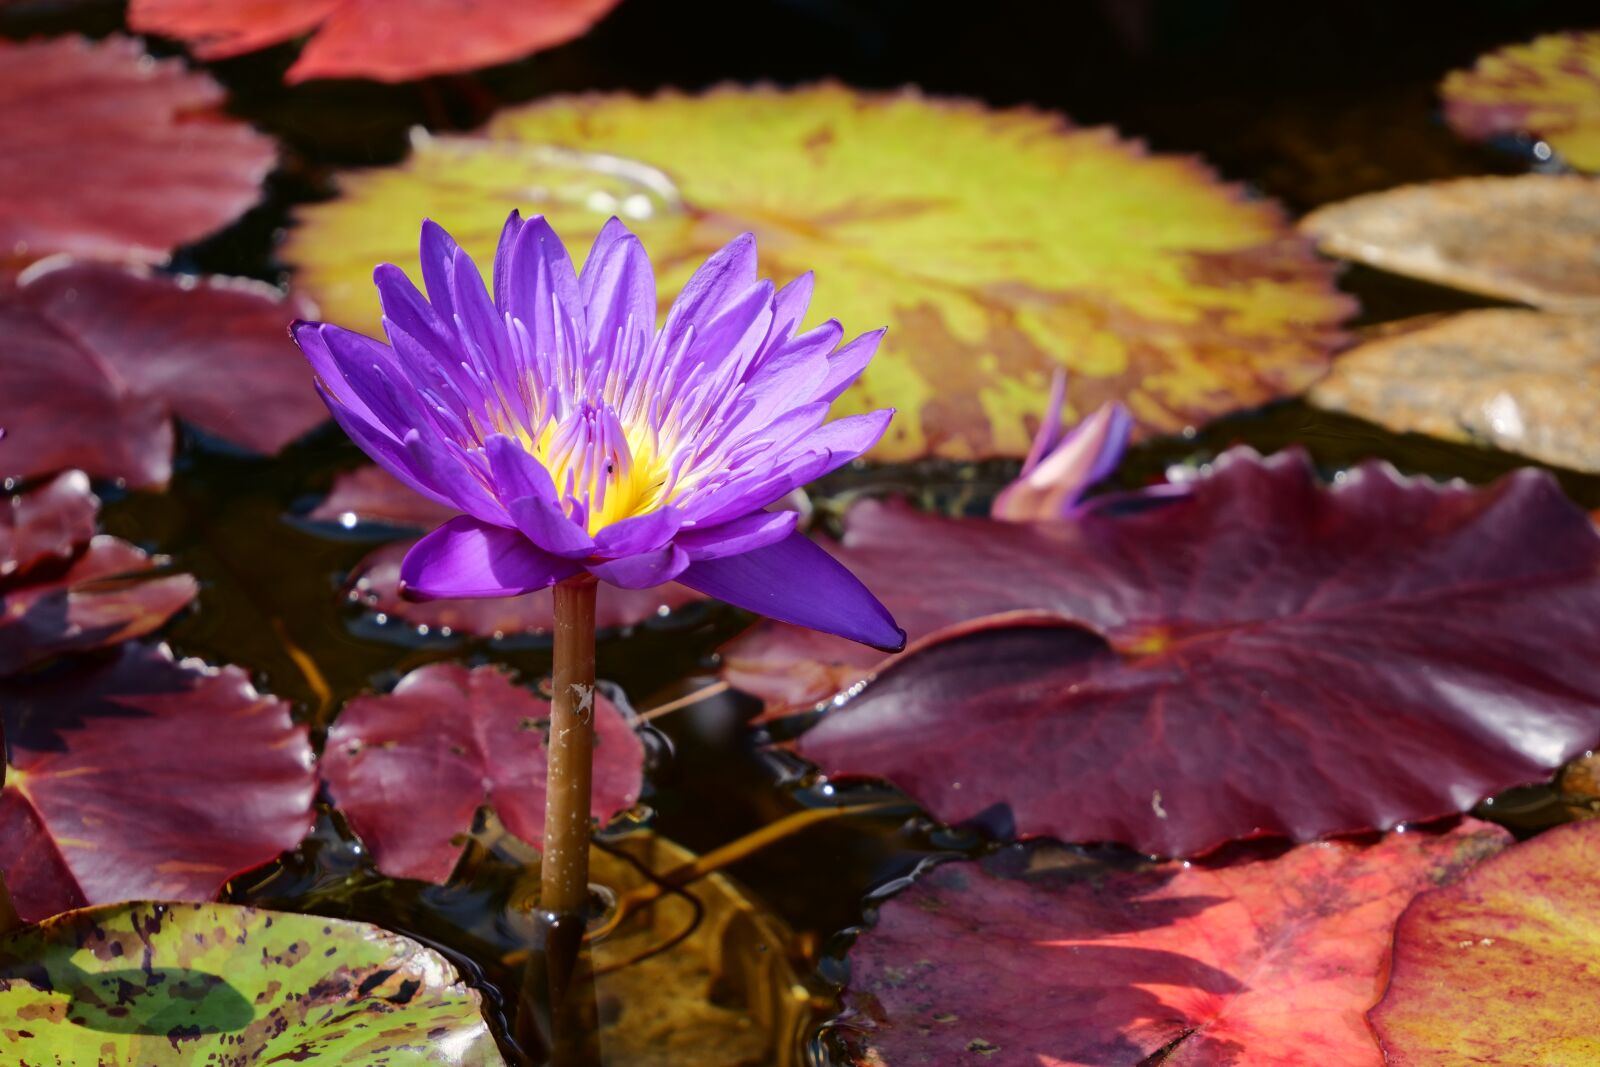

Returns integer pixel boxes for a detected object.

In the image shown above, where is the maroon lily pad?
[314,465,702,634]
[0,471,97,582]
[0,641,316,922]
[0,471,197,675]
[0,35,274,268]
[320,662,644,883]
[0,262,326,487]
[129,0,625,84]
[838,820,1509,1067]
[763,449,1600,856]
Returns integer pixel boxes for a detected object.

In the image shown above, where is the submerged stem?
[541,576,599,919]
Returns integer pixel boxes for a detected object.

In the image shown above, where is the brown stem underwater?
[540,576,599,920]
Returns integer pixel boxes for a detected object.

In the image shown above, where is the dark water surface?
[6,1,1599,1062]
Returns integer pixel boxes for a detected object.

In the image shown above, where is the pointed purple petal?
[492,210,525,312]
[992,400,1132,521]
[504,215,584,342]
[593,506,683,557]
[676,509,798,561]
[679,531,904,651]
[580,217,655,356]
[484,436,595,558]
[1019,369,1069,477]
[400,516,581,599]
[770,271,815,342]
[586,543,689,589]
[658,232,757,351]
[816,328,885,403]
[418,219,461,325]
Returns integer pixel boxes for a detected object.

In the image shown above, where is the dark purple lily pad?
[0,471,197,675]
[315,465,703,634]
[0,263,325,488]
[838,820,1508,1066]
[0,35,274,268]
[754,449,1600,855]
[320,662,644,883]
[0,642,316,922]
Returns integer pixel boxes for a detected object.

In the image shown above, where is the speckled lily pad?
[0,900,506,1064]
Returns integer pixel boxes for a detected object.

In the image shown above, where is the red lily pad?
[0,35,274,268]
[0,262,325,488]
[313,465,702,634]
[0,642,316,923]
[742,449,1600,856]
[838,820,1509,1067]
[1,471,197,675]
[320,662,644,882]
[129,0,625,84]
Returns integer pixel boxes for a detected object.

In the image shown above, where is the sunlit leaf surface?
[840,822,1507,1066]
[0,471,196,675]
[320,662,644,882]
[1442,31,1600,172]
[287,85,1352,461]
[1301,174,1600,311]
[728,449,1600,855]
[0,262,326,488]
[1310,310,1600,473]
[0,900,504,1064]
[0,35,273,268]
[130,0,623,84]
[311,464,702,634]
[1370,819,1600,1065]
[0,643,316,922]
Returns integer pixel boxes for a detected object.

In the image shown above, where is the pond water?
[5,2,1600,1064]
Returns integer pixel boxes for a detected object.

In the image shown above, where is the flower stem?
[542,575,599,919]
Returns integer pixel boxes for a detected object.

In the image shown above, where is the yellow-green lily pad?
[1442,31,1600,172]
[286,85,1351,461]
[0,900,505,1065]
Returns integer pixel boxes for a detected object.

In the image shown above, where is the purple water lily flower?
[293,214,904,651]
[991,371,1133,522]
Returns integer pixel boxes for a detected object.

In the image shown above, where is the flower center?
[525,402,676,535]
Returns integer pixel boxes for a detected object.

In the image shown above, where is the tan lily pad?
[1300,174,1600,311]
[0,900,504,1064]
[1309,309,1600,472]
[1442,31,1600,172]
[286,85,1352,461]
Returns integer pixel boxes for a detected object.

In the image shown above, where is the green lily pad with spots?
[286,85,1353,461]
[0,899,506,1064]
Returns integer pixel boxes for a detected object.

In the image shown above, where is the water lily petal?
[400,515,580,599]
[676,509,798,561]
[679,531,904,651]
[586,543,689,589]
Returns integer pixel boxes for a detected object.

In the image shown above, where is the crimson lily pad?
[1370,819,1600,1065]
[313,465,702,634]
[129,0,624,84]
[0,899,505,1064]
[731,449,1600,856]
[0,642,316,922]
[0,471,197,675]
[321,662,644,882]
[0,35,274,268]
[0,262,326,487]
[838,821,1508,1067]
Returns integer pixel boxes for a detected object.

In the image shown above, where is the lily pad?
[1309,309,1600,473]
[1442,31,1600,172]
[1300,174,1600,311]
[0,471,197,675]
[0,642,316,922]
[0,261,326,487]
[1370,818,1600,1065]
[838,821,1509,1067]
[286,85,1352,461]
[730,449,1600,856]
[0,35,274,268]
[130,0,624,84]
[320,662,644,882]
[0,899,504,1064]
[313,465,702,634]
